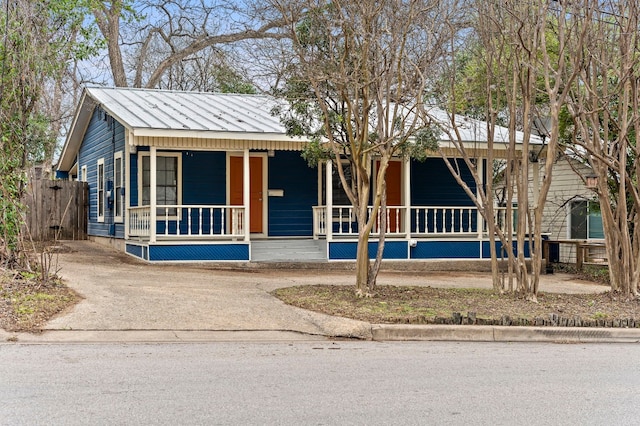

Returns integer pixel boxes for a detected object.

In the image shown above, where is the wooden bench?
[542,240,608,271]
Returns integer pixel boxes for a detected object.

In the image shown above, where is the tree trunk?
[355,228,371,297]
[93,1,128,87]
[368,181,387,294]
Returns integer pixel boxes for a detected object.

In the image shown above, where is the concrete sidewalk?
[3,240,638,344]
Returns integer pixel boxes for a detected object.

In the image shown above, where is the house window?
[570,200,603,239]
[140,153,181,216]
[114,151,123,222]
[97,158,105,223]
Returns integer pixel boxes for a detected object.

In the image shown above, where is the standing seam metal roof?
[86,86,287,134]
[57,86,540,173]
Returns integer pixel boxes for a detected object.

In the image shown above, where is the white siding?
[533,156,599,262]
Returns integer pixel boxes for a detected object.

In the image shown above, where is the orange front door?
[377,160,402,232]
[230,156,263,233]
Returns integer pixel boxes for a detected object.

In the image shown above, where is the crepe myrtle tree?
[434,0,584,300]
[269,0,461,296]
[563,0,640,297]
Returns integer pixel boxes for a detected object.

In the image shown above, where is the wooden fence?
[23,179,88,241]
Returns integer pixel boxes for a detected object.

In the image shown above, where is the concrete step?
[251,239,326,262]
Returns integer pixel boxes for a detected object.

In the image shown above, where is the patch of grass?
[272,284,640,326]
[554,263,610,286]
[1,272,80,332]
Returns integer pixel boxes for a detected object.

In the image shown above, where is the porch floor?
[251,239,327,262]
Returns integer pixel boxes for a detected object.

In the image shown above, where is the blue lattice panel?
[328,241,408,260]
[126,243,144,259]
[482,240,532,258]
[148,243,250,261]
[410,241,481,259]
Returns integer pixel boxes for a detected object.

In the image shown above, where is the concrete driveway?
[43,240,607,340]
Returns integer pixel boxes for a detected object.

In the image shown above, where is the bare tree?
[563,0,640,297]
[269,0,462,296]
[437,1,585,300]
[91,0,286,88]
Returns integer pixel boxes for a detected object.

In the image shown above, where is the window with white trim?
[570,200,603,239]
[139,152,181,216]
[97,158,105,222]
[114,151,123,222]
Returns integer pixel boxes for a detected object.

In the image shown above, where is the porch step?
[251,239,327,262]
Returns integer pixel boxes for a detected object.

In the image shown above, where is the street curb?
[3,326,640,344]
[370,324,640,343]
[0,330,327,344]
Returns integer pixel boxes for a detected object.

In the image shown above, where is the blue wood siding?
[411,158,476,206]
[268,151,317,236]
[182,151,226,204]
[77,109,126,238]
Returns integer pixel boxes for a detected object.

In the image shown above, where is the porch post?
[124,130,132,240]
[243,148,250,242]
[477,157,484,242]
[326,159,333,242]
[150,146,157,243]
[404,156,411,239]
[317,165,323,206]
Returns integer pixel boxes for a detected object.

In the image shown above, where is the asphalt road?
[1,341,639,425]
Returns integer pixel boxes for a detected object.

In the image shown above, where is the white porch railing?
[492,206,528,234]
[128,205,245,238]
[412,206,478,235]
[312,205,522,238]
[129,206,151,237]
[313,205,407,237]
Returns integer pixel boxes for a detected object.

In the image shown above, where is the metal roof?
[57,86,540,172]
[425,107,542,145]
[86,86,287,134]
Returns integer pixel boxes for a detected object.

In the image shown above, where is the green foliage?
[24,114,57,164]
[301,138,332,168]
[213,65,257,94]
[444,15,563,123]
[0,158,26,255]
[0,0,102,266]
[398,127,441,162]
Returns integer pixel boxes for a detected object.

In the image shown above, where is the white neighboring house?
[494,153,604,264]
[533,155,604,263]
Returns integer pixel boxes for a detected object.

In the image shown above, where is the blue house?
[57,87,530,262]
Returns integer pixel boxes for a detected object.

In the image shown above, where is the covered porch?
[123,147,516,262]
